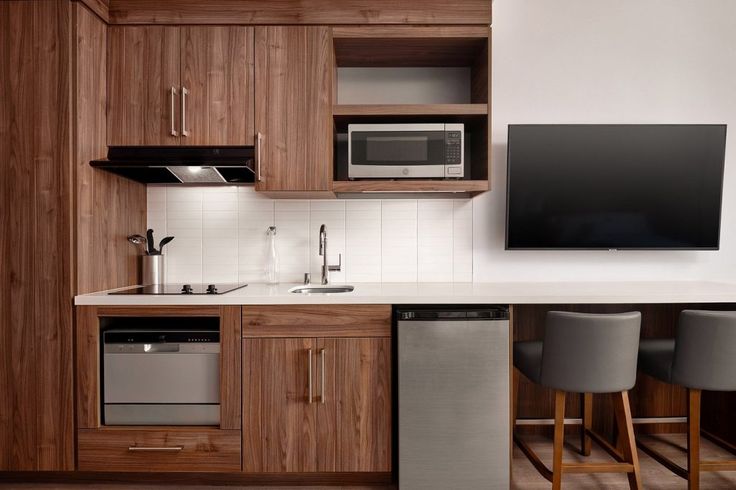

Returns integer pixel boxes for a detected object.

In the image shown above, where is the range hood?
[91,146,255,184]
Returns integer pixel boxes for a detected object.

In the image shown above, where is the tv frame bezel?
[504,123,727,251]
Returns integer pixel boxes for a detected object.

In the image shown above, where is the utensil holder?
[141,255,165,285]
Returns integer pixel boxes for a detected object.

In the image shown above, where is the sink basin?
[289,285,354,294]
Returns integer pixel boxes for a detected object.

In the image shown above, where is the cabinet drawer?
[77,428,241,472]
[243,304,391,337]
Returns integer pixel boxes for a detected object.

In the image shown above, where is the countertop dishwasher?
[397,306,510,489]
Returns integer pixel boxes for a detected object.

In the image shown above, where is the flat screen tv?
[506,124,727,250]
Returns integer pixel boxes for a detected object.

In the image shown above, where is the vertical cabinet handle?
[308,348,313,404]
[256,132,263,182]
[320,348,326,404]
[181,87,190,137]
[169,87,178,137]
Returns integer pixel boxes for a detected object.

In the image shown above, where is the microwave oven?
[348,123,464,179]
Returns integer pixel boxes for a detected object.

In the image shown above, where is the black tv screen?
[506,124,727,250]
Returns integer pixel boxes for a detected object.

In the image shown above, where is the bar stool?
[513,311,643,490]
[637,310,736,490]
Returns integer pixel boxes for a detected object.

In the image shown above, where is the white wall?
[149,0,736,284]
[475,0,736,282]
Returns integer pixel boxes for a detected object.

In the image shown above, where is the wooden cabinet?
[243,305,391,473]
[326,338,392,472]
[78,428,241,472]
[254,27,333,195]
[108,26,254,146]
[107,26,180,146]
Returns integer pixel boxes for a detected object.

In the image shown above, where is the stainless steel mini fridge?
[397,307,510,489]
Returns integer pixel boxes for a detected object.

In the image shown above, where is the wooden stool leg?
[614,391,642,490]
[581,392,592,456]
[512,368,519,429]
[688,389,702,490]
[552,390,566,490]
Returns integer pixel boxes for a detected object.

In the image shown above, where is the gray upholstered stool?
[513,311,642,490]
[638,310,736,490]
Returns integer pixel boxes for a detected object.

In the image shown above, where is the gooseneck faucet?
[319,224,341,285]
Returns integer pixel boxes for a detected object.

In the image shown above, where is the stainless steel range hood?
[90,146,255,184]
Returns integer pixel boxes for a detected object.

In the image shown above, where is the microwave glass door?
[351,130,446,166]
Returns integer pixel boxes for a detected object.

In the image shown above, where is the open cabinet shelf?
[331,25,491,196]
[333,103,487,117]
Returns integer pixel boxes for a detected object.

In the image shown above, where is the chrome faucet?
[319,224,341,285]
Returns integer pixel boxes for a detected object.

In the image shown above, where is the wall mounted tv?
[505,124,727,250]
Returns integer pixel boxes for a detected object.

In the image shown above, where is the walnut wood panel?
[243,305,391,338]
[0,0,74,471]
[329,338,392,472]
[107,25,180,146]
[470,36,490,182]
[181,26,254,146]
[108,0,492,25]
[76,306,102,429]
[74,3,146,294]
[77,0,110,23]
[219,306,242,430]
[77,428,241,472]
[97,305,222,317]
[331,180,489,195]
[242,338,318,472]
[77,306,241,430]
[0,471,393,486]
[254,26,333,193]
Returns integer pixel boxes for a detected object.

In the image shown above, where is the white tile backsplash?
[147,186,473,283]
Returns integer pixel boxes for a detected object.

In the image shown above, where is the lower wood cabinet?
[77,428,241,472]
[242,305,392,473]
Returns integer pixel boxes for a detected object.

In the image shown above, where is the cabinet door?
[254,26,333,193]
[107,26,180,146]
[318,338,392,472]
[181,27,254,146]
[242,338,317,472]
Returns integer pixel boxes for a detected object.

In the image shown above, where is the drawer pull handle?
[169,86,178,137]
[320,348,326,404]
[127,446,183,452]
[181,86,190,137]
[308,348,313,404]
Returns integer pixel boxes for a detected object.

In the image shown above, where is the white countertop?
[74,281,736,306]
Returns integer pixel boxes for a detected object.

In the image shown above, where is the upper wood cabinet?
[181,27,254,146]
[254,26,333,195]
[107,26,254,146]
[107,26,180,146]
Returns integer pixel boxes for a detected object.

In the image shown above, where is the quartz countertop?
[74,281,736,306]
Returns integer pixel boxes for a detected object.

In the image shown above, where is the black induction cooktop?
[110,283,248,295]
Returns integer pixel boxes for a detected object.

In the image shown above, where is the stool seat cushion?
[638,339,676,384]
[514,341,543,384]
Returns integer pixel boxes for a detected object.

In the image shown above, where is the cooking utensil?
[127,234,147,253]
[158,236,174,252]
[146,229,155,255]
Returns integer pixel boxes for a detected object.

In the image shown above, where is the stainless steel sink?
[289,285,354,294]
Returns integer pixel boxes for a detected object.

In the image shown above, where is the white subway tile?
[147,186,166,203]
[275,201,310,283]
[418,200,453,282]
[453,199,473,282]
[150,186,475,285]
[381,201,417,282]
